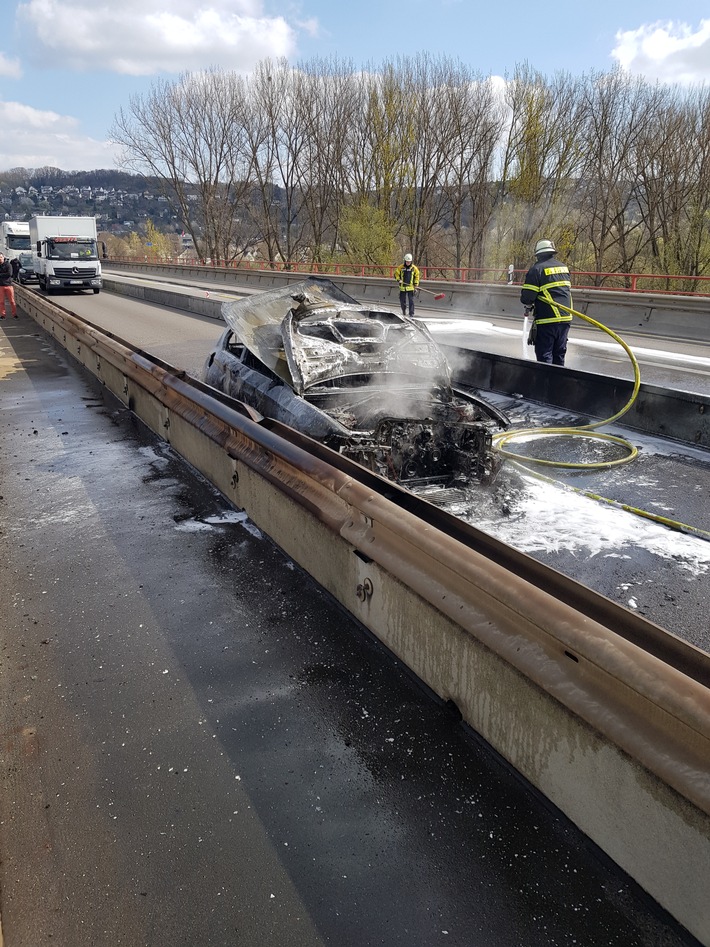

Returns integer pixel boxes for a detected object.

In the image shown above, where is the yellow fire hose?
[494,302,640,468]
[492,302,710,541]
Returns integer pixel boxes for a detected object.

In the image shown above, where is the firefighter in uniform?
[394,253,420,316]
[520,239,573,366]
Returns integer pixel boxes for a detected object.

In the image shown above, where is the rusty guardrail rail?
[18,286,710,944]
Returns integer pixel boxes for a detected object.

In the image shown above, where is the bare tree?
[575,69,650,281]
[239,63,280,263]
[680,88,710,281]
[347,62,414,243]
[289,59,359,262]
[109,54,710,281]
[394,54,456,265]
[494,64,586,267]
[241,59,317,266]
[436,69,505,272]
[111,68,254,264]
[633,84,710,285]
[341,54,503,269]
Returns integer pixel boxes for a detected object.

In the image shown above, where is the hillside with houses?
[0,169,197,257]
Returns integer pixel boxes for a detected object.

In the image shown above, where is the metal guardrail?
[17,285,710,943]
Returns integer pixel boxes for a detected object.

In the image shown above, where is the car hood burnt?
[222,277,450,396]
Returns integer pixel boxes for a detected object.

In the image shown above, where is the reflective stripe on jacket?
[520,256,572,324]
[394,263,420,291]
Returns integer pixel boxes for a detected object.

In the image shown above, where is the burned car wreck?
[203,278,509,486]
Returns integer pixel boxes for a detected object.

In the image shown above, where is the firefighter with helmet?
[394,253,420,316]
[520,239,573,366]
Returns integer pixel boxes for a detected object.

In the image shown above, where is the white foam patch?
[137,445,170,466]
[422,318,516,337]
[571,336,710,369]
[466,476,710,577]
[174,519,213,532]
[205,510,262,537]
[241,521,263,539]
[203,511,250,525]
[173,510,263,538]
[422,319,710,369]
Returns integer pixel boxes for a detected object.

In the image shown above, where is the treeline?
[111,55,710,282]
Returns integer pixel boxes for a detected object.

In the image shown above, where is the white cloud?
[17,0,300,75]
[296,17,319,39]
[0,52,22,78]
[0,100,119,170]
[612,19,710,84]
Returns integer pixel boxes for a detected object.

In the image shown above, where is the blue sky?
[1,0,709,172]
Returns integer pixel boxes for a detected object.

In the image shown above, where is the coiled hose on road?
[492,302,710,541]
[493,302,640,469]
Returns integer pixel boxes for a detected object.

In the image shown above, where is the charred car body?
[203,278,508,486]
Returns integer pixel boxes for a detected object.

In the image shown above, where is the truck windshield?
[47,238,98,261]
[8,235,31,250]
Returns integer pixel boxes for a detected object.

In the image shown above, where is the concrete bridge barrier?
[105,262,710,343]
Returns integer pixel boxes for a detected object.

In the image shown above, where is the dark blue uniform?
[520,253,572,365]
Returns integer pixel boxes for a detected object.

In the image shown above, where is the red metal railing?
[113,256,710,297]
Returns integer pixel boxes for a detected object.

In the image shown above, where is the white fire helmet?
[404,253,413,263]
[534,239,556,256]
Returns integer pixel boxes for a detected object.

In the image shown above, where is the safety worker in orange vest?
[520,239,572,365]
[394,253,420,317]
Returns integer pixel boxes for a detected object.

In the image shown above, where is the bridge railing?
[111,256,710,297]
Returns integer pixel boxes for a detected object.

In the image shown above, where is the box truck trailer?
[1,221,31,261]
[30,216,103,294]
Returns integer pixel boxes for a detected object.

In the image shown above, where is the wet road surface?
[0,305,702,944]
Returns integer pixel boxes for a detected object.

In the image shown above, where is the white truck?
[1,221,31,261]
[30,215,103,294]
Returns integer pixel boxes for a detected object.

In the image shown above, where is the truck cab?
[1,221,31,262]
[30,216,103,294]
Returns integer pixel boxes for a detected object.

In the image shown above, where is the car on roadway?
[15,252,38,285]
[202,277,509,487]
